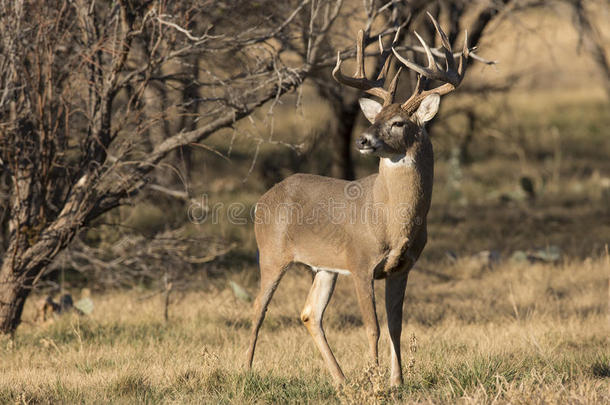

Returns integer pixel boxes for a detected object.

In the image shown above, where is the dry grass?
[1,254,607,404]
[2,5,609,402]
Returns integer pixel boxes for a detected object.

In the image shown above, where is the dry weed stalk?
[337,364,398,405]
[406,332,417,378]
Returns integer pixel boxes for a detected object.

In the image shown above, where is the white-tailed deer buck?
[247,13,478,386]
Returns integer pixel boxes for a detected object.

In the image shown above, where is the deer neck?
[374,134,434,238]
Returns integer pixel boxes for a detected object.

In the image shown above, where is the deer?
[246,13,476,386]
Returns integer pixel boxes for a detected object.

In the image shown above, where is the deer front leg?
[385,271,408,386]
[383,236,412,273]
[301,270,345,384]
[352,275,380,365]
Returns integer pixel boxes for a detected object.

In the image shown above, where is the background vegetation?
[0,0,609,403]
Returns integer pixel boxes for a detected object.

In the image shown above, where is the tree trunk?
[0,174,91,335]
[0,264,30,335]
[313,78,359,180]
[330,100,358,180]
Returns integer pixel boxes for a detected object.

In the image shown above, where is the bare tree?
[0,0,344,334]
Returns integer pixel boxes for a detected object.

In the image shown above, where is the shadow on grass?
[192,369,336,403]
[590,353,610,379]
[17,317,189,348]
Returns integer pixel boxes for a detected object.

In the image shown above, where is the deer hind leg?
[385,271,408,386]
[352,275,380,365]
[246,259,288,369]
[301,270,345,384]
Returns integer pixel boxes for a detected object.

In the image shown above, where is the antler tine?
[376,27,400,82]
[387,66,402,97]
[355,29,366,79]
[333,28,402,106]
[376,35,389,81]
[376,35,389,82]
[457,30,469,76]
[413,31,436,70]
[402,73,426,107]
[427,11,455,72]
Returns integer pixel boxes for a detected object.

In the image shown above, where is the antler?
[392,12,470,114]
[332,29,402,107]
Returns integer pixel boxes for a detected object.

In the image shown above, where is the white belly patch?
[310,266,351,276]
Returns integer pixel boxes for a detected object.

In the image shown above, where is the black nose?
[356,136,369,148]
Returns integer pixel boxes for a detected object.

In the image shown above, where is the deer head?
[333,12,470,159]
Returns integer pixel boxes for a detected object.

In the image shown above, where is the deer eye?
[391,121,405,128]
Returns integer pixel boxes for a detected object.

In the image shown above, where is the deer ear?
[415,94,440,124]
[359,98,382,124]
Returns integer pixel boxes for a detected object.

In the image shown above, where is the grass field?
[1,254,607,403]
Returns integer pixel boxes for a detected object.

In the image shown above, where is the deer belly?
[309,266,351,276]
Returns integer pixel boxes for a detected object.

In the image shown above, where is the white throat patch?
[382,154,415,168]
